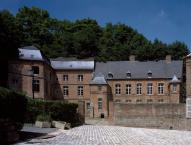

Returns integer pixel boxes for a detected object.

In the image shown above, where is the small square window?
[63,75,68,81]
[32,66,39,75]
[78,75,83,82]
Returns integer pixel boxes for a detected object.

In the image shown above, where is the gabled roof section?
[18,46,50,64]
[90,73,107,85]
[95,60,183,79]
[51,59,94,70]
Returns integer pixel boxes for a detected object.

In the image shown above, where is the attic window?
[148,70,152,78]
[108,72,113,79]
[30,54,34,58]
[126,71,131,78]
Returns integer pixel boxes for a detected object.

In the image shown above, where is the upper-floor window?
[63,86,69,96]
[158,83,164,94]
[63,75,68,81]
[32,66,39,75]
[147,83,153,95]
[173,84,177,92]
[136,83,142,95]
[78,86,83,96]
[98,85,102,91]
[126,84,131,95]
[33,80,40,92]
[115,84,121,95]
[78,75,83,82]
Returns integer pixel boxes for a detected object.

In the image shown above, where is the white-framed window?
[158,83,164,94]
[173,84,177,92]
[63,75,68,81]
[78,86,83,96]
[63,86,69,96]
[136,83,142,95]
[126,84,131,95]
[98,98,102,110]
[78,75,83,82]
[147,83,153,95]
[115,84,121,95]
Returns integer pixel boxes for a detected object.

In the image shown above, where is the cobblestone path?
[20,125,191,145]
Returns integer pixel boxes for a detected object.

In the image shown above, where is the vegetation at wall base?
[25,98,80,127]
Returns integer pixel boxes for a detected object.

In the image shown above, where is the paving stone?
[20,125,191,145]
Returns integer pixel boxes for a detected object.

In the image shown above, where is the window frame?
[115,83,121,95]
[78,75,83,82]
[126,84,131,95]
[63,75,68,81]
[147,83,153,95]
[136,83,142,95]
[63,86,69,96]
[78,86,84,96]
[158,83,164,95]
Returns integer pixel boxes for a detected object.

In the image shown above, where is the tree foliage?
[0,6,189,70]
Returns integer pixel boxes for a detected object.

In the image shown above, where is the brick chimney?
[166,55,171,63]
[129,55,135,61]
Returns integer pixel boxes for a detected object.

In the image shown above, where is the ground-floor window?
[86,102,91,110]
[98,98,103,110]
[33,80,40,92]
[63,86,69,96]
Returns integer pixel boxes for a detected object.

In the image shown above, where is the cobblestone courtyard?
[20,125,191,145]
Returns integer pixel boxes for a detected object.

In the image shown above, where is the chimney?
[129,55,135,61]
[166,55,171,63]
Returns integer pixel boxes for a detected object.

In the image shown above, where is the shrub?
[0,87,27,129]
[0,87,27,144]
[25,98,79,126]
[36,114,51,122]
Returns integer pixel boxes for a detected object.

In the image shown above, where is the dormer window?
[108,72,113,79]
[148,70,152,78]
[126,71,131,78]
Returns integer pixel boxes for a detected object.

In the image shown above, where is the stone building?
[8,46,61,100]
[8,46,183,118]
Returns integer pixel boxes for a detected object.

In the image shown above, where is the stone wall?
[114,103,191,130]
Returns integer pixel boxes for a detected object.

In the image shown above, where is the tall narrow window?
[115,84,121,95]
[63,75,68,81]
[78,86,83,96]
[33,80,40,92]
[63,86,69,96]
[173,84,177,92]
[147,83,153,95]
[32,66,39,75]
[98,98,103,110]
[78,75,83,82]
[136,83,142,95]
[126,84,131,95]
[158,83,164,94]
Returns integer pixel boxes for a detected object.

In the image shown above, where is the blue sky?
[0,0,191,49]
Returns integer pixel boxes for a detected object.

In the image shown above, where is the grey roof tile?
[90,73,107,85]
[51,60,94,70]
[94,60,183,80]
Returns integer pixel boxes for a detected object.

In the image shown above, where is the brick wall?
[114,103,191,130]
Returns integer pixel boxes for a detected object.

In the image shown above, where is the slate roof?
[51,60,94,70]
[90,73,107,85]
[94,60,183,80]
[18,46,50,64]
